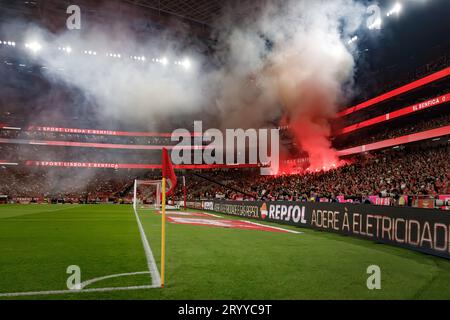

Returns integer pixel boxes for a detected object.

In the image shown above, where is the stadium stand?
[1,140,449,208]
[180,143,449,205]
[0,40,449,210]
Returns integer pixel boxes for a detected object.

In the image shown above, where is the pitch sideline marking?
[201,212,221,218]
[0,271,154,298]
[80,271,150,289]
[0,284,159,298]
[133,207,162,287]
[157,210,221,218]
[0,207,161,298]
[244,220,303,234]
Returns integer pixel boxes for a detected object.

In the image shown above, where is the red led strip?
[24,161,261,170]
[337,125,450,156]
[338,67,450,117]
[25,126,200,137]
[0,138,210,150]
[339,93,449,135]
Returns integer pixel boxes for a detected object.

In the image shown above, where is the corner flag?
[162,147,177,195]
[160,147,176,288]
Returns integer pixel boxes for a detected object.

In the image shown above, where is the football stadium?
[0,0,450,306]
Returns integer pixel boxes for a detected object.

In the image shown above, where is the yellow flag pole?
[161,177,166,288]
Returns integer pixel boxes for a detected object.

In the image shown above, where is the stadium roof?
[123,0,223,26]
[0,0,224,29]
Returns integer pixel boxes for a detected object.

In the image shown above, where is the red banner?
[25,161,261,170]
[27,126,199,137]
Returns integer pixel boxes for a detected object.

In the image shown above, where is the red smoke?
[268,43,353,175]
[289,117,339,172]
[275,75,343,173]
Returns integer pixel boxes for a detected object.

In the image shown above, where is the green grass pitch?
[1,204,450,300]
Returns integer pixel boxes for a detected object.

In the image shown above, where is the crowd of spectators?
[354,52,450,104]
[334,112,450,149]
[182,144,450,204]
[0,129,174,146]
[0,143,162,163]
[0,167,138,201]
[1,143,448,207]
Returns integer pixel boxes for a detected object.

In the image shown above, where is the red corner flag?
[162,147,177,196]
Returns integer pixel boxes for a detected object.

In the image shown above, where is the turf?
[0,204,450,300]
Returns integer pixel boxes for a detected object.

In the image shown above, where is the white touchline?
[80,271,150,289]
[0,271,155,298]
[202,212,221,218]
[29,142,47,145]
[133,206,162,287]
[0,284,160,298]
[244,220,303,234]
[0,207,162,298]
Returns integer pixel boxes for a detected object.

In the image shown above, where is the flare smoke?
[2,0,365,171]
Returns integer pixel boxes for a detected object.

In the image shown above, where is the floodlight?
[25,41,42,53]
[387,2,402,16]
[347,36,358,45]
[181,58,191,70]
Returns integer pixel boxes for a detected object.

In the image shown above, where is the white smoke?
[210,0,365,169]
[20,22,209,130]
[15,1,364,131]
[7,0,365,170]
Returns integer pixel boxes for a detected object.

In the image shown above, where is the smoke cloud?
[17,22,209,131]
[211,0,365,171]
[3,0,366,172]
